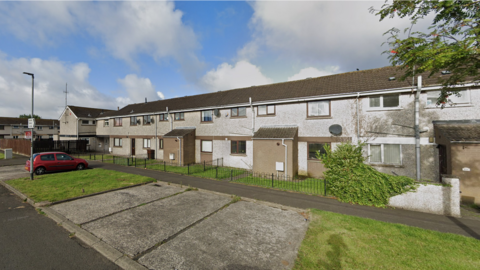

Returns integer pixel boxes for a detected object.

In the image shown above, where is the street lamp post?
[23,72,34,180]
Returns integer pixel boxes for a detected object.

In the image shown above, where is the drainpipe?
[76,119,79,139]
[155,114,157,160]
[250,97,254,135]
[177,136,181,166]
[167,106,172,131]
[356,92,360,144]
[415,76,422,181]
[282,139,287,180]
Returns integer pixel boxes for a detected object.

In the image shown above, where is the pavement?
[86,161,480,240]
[47,182,308,269]
[0,184,119,270]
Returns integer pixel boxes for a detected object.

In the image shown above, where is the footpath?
[90,162,480,240]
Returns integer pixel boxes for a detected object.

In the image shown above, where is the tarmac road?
[0,184,119,270]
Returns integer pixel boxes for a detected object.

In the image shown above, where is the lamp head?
[23,72,34,78]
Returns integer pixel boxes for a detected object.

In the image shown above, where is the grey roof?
[253,126,298,139]
[100,66,468,118]
[435,122,480,142]
[0,117,59,126]
[68,106,114,118]
[163,128,196,138]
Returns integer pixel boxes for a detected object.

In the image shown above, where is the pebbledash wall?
[89,68,480,181]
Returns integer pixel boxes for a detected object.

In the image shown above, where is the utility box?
[4,149,12,159]
[276,162,284,172]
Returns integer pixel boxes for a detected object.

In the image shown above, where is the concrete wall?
[451,144,480,204]
[253,139,296,176]
[388,176,460,217]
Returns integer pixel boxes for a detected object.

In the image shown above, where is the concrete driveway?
[0,165,29,181]
[49,182,309,270]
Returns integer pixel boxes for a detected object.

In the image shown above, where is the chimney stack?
[145,97,147,103]
[117,106,119,111]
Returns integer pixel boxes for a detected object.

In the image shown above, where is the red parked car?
[25,152,89,175]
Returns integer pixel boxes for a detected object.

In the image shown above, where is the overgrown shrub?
[318,143,417,207]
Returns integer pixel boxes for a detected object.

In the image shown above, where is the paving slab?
[0,165,29,181]
[139,201,308,270]
[82,190,232,257]
[51,183,185,224]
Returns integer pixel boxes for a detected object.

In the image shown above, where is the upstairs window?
[130,116,138,126]
[427,90,470,106]
[49,126,54,129]
[175,112,184,121]
[114,118,122,127]
[369,94,399,108]
[104,120,110,127]
[258,105,275,116]
[143,115,152,125]
[231,107,247,117]
[37,126,43,130]
[159,113,168,121]
[13,126,19,129]
[308,101,330,117]
[82,120,89,125]
[0,125,4,130]
[201,110,213,122]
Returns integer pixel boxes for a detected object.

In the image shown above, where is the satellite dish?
[329,124,342,136]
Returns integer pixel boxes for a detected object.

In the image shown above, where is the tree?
[19,114,41,119]
[371,0,480,105]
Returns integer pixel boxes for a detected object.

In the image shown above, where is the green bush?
[318,143,417,207]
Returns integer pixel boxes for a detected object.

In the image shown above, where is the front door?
[438,144,447,180]
[131,138,135,156]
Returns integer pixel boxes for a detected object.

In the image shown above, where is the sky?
[0,0,417,119]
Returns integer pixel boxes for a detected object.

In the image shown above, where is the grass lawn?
[145,163,245,179]
[0,152,4,159]
[232,176,326,195]
[294,209,480,270]
[7,168,155,202]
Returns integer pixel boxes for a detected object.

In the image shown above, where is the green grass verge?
[232,176,326,195]
[0,152,4,159]
[294,209,480,270]
[6,168,154,202]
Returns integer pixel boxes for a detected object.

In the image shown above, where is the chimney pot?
[117,107,119,110]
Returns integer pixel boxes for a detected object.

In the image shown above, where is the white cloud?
[287,66,340,81]
[118,74,159,104]
[0,54,128,119]
[0,2,202,77]
[157,92,165,100]
[246,1,423,71]
[200,61,273,92]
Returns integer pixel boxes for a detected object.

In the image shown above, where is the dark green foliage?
[318,143,417,207]
[19,114,41,119]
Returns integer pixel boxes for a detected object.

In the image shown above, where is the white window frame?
[426,89,470,107]
[143,138,151,148]
[258,105,275,116]
[37,126,43,130]
[368,144,402,165]
[308,101,330,117]
[104,120,110,127]
[368,94,400,109]
[201,110,213,122]
[114,138,123,147]
[201,140,213,152]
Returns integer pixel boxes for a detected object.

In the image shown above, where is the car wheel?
[76,164,85,170]
[35,167,46,175]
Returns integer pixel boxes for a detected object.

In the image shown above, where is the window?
[231,141,246,154]
[0,125,4,130]
[308,101,330,117]
[201,140,213,152]
[175,112,184,121]
[143,115,152,125]
[159,113,168,121]
[40,154,55,161]
[37,126,43,130]
[308,143,328,159]
[13,136,18,139]
[159,139,163,149]
[114,138,123,147]
[13,126,19,129]
[49,126,54,129]
[56,153,73,161]
[82,120,89,125]
[369,144,401,165]
[201,110,213,122]
[92,121,96,125]
[49,135,53,139]
[23,126,28,129]
[258,105,275,116]
[130,116,138,126]
[114,118,122,127]
[427,90,470,106]
[104,120,110,127]
[369,94,399,108]
[143,139,151,148]
[231,107,247,117]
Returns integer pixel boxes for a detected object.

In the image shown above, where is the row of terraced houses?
[57,66,480,204]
